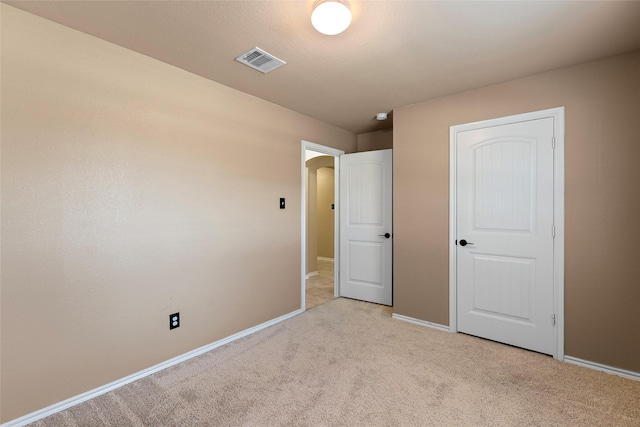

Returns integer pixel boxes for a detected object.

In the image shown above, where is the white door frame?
[301,141,344,310]
[448,107,565,360]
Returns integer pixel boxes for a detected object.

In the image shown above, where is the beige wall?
[305,156,334,273]
[306,165,317,274]
[0,6,355,422]
[394,49,640,373]
[357,129,393,152]
[317,167,335,258]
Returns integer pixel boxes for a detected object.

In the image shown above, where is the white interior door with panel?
[340,149,393,306]
[452,110,563,357]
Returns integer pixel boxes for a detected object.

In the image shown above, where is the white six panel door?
[457,118,555,355]
[340,149,393,306]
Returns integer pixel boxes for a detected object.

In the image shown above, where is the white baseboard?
[564,356,640,381]
[391,316,640,382]
[317,257,334,262]
[2,308,304,427]
[392,313,450,333]
[305,271,318,279]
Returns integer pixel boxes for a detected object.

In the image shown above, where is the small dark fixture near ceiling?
[235,47,286,74]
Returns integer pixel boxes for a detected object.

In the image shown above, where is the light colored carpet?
[32,298,640,426]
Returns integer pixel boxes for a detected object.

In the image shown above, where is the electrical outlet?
[169,312,180,330]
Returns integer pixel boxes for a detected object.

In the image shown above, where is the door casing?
[448,107,565,360]
[301,140,344,310]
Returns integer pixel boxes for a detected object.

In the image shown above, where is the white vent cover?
[235,47,286,74]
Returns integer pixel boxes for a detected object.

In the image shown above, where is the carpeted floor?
[32,298,640,426]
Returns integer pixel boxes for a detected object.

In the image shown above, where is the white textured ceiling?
[6,1,640,134]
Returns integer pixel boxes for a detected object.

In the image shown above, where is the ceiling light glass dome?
[311,0,352,36]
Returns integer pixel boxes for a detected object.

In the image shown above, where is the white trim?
[564,356,640,381]
[317,256,334,262]
[332,159,340,298]
[552,108,566,362]
[393,315,639,382]
[392,313,450,333]
[449,124,458,333]
[305,271,319,279]
[448,107,565,360]
[301,141,344,308]
[1,308,303,427]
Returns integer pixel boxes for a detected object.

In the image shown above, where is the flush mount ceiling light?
[311,0,352,35]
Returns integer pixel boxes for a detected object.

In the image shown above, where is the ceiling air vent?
[235,47,286,74]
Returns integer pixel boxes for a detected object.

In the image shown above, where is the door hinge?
[552,225,556,238]
[552,136,556,149]
[552,314,556,326]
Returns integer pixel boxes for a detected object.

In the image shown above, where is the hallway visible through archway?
[305,258,335,309]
